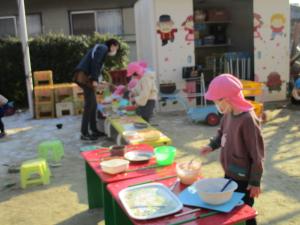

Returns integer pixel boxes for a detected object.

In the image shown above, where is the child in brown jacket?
[200,74,265,225]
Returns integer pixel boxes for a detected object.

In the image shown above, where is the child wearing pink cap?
[200,74,264,225]
[127,61,158,122]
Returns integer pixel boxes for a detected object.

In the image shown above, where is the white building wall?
[135,0,194,83]
[134,0,157,69]
[154,0,195,90]
[254,0,290,101]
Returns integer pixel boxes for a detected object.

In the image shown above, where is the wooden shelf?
[195,21,231,24]
[195,44,231,48]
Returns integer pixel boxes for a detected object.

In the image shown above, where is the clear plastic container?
[176,161,202,185]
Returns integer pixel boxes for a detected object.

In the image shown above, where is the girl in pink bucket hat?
[200,74,264,225]
[126,60,157,122]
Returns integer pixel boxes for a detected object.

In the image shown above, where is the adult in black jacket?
[74,39,120,141]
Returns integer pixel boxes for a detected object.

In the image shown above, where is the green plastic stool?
[38,140,64,163]
[20,158,51,189]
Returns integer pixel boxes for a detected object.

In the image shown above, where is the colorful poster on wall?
[181,15,194,45]
[254,13,264,40]
[156,15,178,46]
[270,13,286,40]
[266,72,283,92]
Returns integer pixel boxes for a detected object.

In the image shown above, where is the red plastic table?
[107,173,257,225]
[80,144,176,225]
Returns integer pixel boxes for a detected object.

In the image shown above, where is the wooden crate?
[33,70,53,86]
[74,99,84,115]
[72,84,84,101]
[53,83,75,103]
[35,102,55,119]
[56,102,74,117]
[34,85,54,104]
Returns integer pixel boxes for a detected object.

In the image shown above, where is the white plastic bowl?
[100,159,129,174]
[195,178,238,205]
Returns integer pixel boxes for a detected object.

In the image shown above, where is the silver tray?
[124,151,153,162]
[119,183,183,220]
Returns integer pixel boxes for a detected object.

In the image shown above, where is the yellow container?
[242,88,263,97]
[241,80,264,89]
[249,100,263,118]
[241,80,264,97]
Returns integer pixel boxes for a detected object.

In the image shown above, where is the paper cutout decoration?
[254,13,263,40]
[266,72,283,92]
[182,15,194,44]
[157,15,178,46]
[270,13,286,40]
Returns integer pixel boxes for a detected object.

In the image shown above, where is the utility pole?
[18,0,34,117]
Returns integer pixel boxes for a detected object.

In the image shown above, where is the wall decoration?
[257,51,262,59]
[182,15,194,44]
[156,14,178,46]
[253,13,264,40]
[187,55,192,64]
[270,13,286,40]
[266,72,283,92]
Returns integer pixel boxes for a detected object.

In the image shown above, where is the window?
[0,16,17,38]
[96,9,122,35]
[0,14,42,38]
[26,14,42,36]
[71,11,96,35]
[70,9,123,35]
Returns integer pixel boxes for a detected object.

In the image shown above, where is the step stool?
[38,140,64,163]
[56,102,74,117]
[20,158,51,189]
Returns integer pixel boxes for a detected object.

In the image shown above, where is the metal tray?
[119,183,183,220]
[124,151,153,162]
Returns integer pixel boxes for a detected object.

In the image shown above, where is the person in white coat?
[127,61,158,122]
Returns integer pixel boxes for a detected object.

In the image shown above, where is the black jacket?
[75,44,108,81]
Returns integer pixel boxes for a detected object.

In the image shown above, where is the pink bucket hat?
[205,74,253,112]
[127,60,148,77]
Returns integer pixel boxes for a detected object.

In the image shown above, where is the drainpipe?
[17,0,34,117]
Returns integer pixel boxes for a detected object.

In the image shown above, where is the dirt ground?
[0,103,300,225]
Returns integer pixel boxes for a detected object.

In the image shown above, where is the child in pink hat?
[200,74,264,225]
[126,60,157,122]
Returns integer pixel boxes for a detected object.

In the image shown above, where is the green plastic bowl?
[154,146,176,166]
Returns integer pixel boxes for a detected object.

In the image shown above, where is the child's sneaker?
[0,133,6,138]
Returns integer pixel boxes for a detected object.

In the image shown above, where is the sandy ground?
[0,103,300,225]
